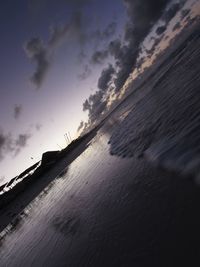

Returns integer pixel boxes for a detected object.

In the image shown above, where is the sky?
[0,0,199,184]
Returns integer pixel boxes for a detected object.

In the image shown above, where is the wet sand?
[1,127,200,266]
[0,128,98,233]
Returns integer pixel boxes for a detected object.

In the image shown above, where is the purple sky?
[0,0,199,184]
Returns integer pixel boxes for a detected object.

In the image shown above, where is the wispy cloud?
[35,123,42,131]
[91,50,109,65]
[172,22,181,32]
[24,6,86,88]
[0,128,31,161]
[0,131,13,161]
[14,105,22,120]
[24,38,50,88]
[14,134,31,156]
[78,65,92,80]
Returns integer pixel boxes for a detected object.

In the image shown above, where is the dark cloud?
[113,44,139,91]
[172,22,181,32]
[91,50,108,64]
[78,49,87,63]
[35,123,42,131]
[146,36,162,56]
[78,65,91,80]
[49,12,85,47]
[48,24,69,48]
[135,56,145,70]
[83,90,108,123]
[124,0,170,37]
[91,22,117,42]
[111,0,186,91]
[82,64,115,123]
[181,9,190,19]
[89,21,117,65]
[111,0,171,92]
[0,131,13,161]
[97,64,115,91]
[26,1,116,88]
[163,2,184,24]
[164,35,169,40]
[80,22,116,65]
[83,99,90,112]
[154,2,187,35]
[15,134,31,148]
[107,38,137,91]
[184,16,197,26]
[25,8,86,87]
[77,120,89,135]
[97,22,117,40]
[0,129,31,161]
[24,38,50,88]
[114,1,185,84]
[14,105,22,120]
[14,134,31,156]
[156,25,167,35]
[108,39,122,59]
[90,99,107,122]
[77,121,85,132]
[102,22,117,39]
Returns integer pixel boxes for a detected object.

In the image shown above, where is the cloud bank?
[81,0,188,129]
[14,105,22,120]
[82,0,174,126]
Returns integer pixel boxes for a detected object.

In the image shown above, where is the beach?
[0,20,200,267]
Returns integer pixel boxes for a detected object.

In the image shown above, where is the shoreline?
[0,126,100,233]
